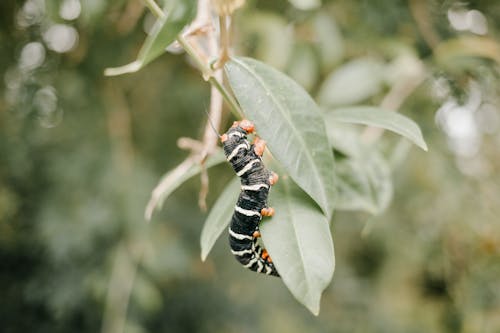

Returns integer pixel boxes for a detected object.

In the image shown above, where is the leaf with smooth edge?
[105,0,196,76]
[329,106,428,151]
[145,150,226,220]
[225,57,336,218]
[200,178,240,261]
[261,175,335,315]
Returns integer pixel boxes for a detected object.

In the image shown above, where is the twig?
[145,156,198,220]
[213,15,230,69]
[142,0,163,19]
[409,0,440,50]
[101,243,141,333]
[141,0,242,117]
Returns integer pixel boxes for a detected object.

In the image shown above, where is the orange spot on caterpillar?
[253,137,266,156]
[239,119,255,134]
[252,230,261,238]
[261,207,275,217]
[220,133,228,142]
[269,172,279,185]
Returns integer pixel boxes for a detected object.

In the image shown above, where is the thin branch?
[101,243,140,333]
[142,0,163,19]
[145,156,198,220]
[213,15,230,69]
[409,0,440,50]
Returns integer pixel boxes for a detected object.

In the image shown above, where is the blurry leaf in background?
[311,12,344,71]
[287,0,321,11]
[328,106,428,151]
[286,42,319,91]
[262,174,335,316]
[237,11,293,71]
[226,57,336,218]
[105,0,197,76]
[317,57,385,107]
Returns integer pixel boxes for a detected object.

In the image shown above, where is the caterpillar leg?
[232,119,255,133]
[253,136,266,156]
[269,172,279,186]
[261,207,275,217]
[252,230,261,238]
[261,249,273,263]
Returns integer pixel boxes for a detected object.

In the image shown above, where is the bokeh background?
[1,0,500,332]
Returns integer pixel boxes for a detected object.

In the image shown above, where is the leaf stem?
[208,75,242,118]
[142,0,243,118]
[143,0,164,19]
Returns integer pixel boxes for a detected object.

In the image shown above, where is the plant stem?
[143,0,164,19]
[143,0,243,118]
[208,76,242,118]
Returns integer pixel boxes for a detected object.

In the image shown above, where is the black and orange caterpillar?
[220,120,279,276]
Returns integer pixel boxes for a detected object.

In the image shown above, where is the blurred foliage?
[1,0,500,332]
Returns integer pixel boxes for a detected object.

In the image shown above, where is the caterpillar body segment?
[221,121,279,277]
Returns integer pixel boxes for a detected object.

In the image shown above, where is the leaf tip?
[307,301,321,316]
[104,60,142,77]
[200,250,207,262]
[420,141,429,152]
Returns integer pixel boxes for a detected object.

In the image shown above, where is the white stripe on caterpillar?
[229,131,243,138]
[226,143,249,161]
[231,248,254,256]
[228,228,253,240]
[257,259,264,273]
[234,205,261,217]
[241,184,269,191]
[236,159,260,177]
[243,256,259,268]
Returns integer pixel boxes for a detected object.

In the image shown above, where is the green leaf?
[145,150,226,220]
[317,57,385,107]
[105,0,197,76]
[335,152,393,215]
[225,57,336,218]
[200,178,240,261]
[312,12,344,71]
[239,12,293,71]
[287,0,321,10]
[328,106,428,151]
[261,175,335,315]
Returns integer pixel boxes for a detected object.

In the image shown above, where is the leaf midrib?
[231,57,330,215]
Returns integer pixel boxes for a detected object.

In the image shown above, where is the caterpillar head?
[238,119,255,134]
[221,120,255,143]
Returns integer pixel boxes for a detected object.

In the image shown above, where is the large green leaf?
[105,0,197,76]
[200,177,240,261]
[261,175,335,315]
[225,57,336,218]
[145,150,226,220]
[328,106,428,151]
[287,0,321,10]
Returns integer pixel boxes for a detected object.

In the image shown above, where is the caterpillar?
[220,120,279,277]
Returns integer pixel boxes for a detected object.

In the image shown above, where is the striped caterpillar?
[220,120,279,277]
